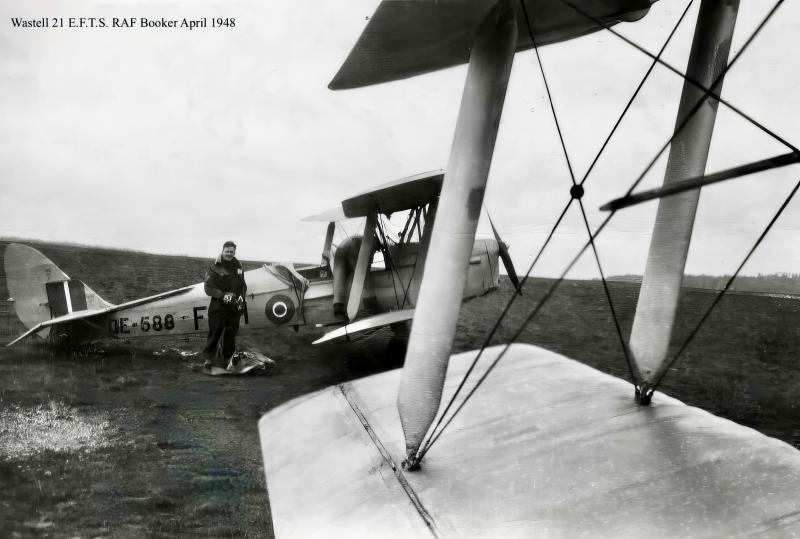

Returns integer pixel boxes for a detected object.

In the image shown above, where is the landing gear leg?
[387,337,408,365]
[388,321,410,366]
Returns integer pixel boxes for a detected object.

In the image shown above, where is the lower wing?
[313,309,415,345]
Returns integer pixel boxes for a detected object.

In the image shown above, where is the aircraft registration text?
[109,314,175,334]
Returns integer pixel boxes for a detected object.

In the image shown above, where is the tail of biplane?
[4,243,114,334]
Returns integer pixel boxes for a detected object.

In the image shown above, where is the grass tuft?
[0,400,115,460]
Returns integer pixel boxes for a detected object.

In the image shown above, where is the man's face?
[222,246,236,261]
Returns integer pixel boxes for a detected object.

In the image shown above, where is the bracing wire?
[394,204,432,311]
[652,177,800,390]
[419,212,616,458]
[600,0,787,206]
[524,2,637,381]
[416,0,784,461]
[338,221,352,241]
[527,11,577,186]
[417,199,573,457]
[560,0,797,155]
[416,0,693,461]
[576,198,635,378]
[376,213,403,309]
[577,0,695,187]
[399,209,415,244]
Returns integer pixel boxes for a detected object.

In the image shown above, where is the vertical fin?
[4,243,113,331]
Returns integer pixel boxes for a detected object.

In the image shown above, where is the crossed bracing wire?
[412,0,794,463]
[562,0,798,155]
[523,0,636,385]
[414,0,694,463]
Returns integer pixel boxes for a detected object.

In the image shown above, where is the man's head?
[221,241,237,262]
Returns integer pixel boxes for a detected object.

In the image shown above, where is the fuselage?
[56,238,500,345]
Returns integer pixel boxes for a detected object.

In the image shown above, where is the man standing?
[203,240,247,369]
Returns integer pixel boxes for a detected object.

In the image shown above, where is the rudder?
[3,243,113,331]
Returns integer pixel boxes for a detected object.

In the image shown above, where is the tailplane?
[4,243,114,332]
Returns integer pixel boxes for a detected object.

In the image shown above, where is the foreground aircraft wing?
[5,286,195,348]
[329,0,654,89]
[313,309,415,345]
[261,344,800,536]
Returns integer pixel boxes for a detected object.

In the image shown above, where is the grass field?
[0,240,798,537]
[457,278,800,445]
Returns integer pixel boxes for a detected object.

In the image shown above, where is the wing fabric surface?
[261,344,800,537]
[301,207,347,222]
[341,170,443,218]
[329,0,655,90]
[302,170,443,221]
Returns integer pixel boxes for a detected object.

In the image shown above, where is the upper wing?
[313,309,415,345]
[301,207,347,222]
[329,0,654,90]
[301,170,444,222]
[341,170,443,218]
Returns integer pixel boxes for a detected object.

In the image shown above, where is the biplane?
[4,171,517,350]
[259,0,800,537]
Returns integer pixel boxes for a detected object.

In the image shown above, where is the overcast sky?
[2,0,799,278]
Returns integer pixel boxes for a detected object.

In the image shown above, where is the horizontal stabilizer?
[5,309,107,348]
[313,309,414,345]
[5,285,195,348]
